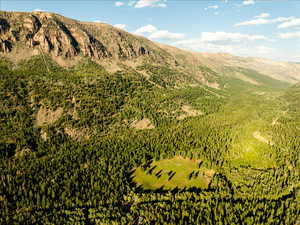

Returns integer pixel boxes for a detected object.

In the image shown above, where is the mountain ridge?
[1,10,300,86]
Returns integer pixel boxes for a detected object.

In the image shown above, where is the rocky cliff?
[0,11,173,63]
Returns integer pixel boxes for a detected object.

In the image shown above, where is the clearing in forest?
[130,118,155,129]
[177,105,203,120]
[228,123,276,169]
[132,156,214,190]
[35,107,63,127]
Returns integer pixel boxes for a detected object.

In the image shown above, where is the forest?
[0,55,299,224]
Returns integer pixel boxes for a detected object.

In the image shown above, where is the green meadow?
[133,156,214,190]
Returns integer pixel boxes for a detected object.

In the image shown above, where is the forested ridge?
[0,56,299,224]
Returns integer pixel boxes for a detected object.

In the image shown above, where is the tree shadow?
[168,171,176,181]
[147,165,157,175]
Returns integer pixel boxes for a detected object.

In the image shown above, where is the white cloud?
[235,18,269,26]
[278,31,300,39]
[128,0,136,6]
[172,32,272,56]
[115,1,124,7]
[114,24,127,29]
[199,32,270,42]
[173,39,235,53]
[255,13,270,18]
[243,0,255,5]
[33,9,45,12]
[134,0,167,8]
[148,30,185,40]
[255,46,273,54]
[94,20,107,24]
[173,38,297,61]
[205,5,219,10]
[278,18,300,29]
[173,39,276,59]
[208,5,219,9]
[234,17,293,27]
[135,24,158,34]
[134,24,184,40]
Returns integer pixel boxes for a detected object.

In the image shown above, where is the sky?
[1,0,300,62]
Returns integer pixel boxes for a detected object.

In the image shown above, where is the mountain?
[1,10,300,87]
[1,11,300,224]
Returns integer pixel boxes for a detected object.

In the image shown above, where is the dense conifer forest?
[0,56,299,224]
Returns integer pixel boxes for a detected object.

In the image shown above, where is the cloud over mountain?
[199,32,270,42]
[134,24,184,40]
[148,30,185,40]
[113,24,127,29]
[135,25,158,34]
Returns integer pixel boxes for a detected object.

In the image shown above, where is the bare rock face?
[0,11,170,62]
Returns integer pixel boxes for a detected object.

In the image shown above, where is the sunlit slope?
[1,10,300,89]
[0,55,299,224]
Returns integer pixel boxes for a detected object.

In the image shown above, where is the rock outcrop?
[0,11,171,62]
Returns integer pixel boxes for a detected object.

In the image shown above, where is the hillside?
[1,11,300,87]
[0,11,300,224]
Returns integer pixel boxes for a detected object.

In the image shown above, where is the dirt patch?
[253,131,274,146]
[35,107,63,127]
[96,59,121,73]
[203,169,215,185]
[40,130,48,141]
[64,127,90,141]
[130,118,155,130]
[177,105,203,120]
[54,55,82,68]
[205,81,220,89]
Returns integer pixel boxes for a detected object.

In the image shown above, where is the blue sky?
[2,0,300,61]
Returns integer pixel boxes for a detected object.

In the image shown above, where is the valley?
[0,11,299,224]
[0,55,299,224]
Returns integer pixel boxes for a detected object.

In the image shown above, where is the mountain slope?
[0,11,172,61]
[1,10,300,87]
[1,11,300,225]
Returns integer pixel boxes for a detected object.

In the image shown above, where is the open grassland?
[133,156,214,190]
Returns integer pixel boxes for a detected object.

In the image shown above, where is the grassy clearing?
[228,123,276,169]
[132,156,214,190]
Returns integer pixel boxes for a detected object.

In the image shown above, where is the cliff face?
[0,11,172,62]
